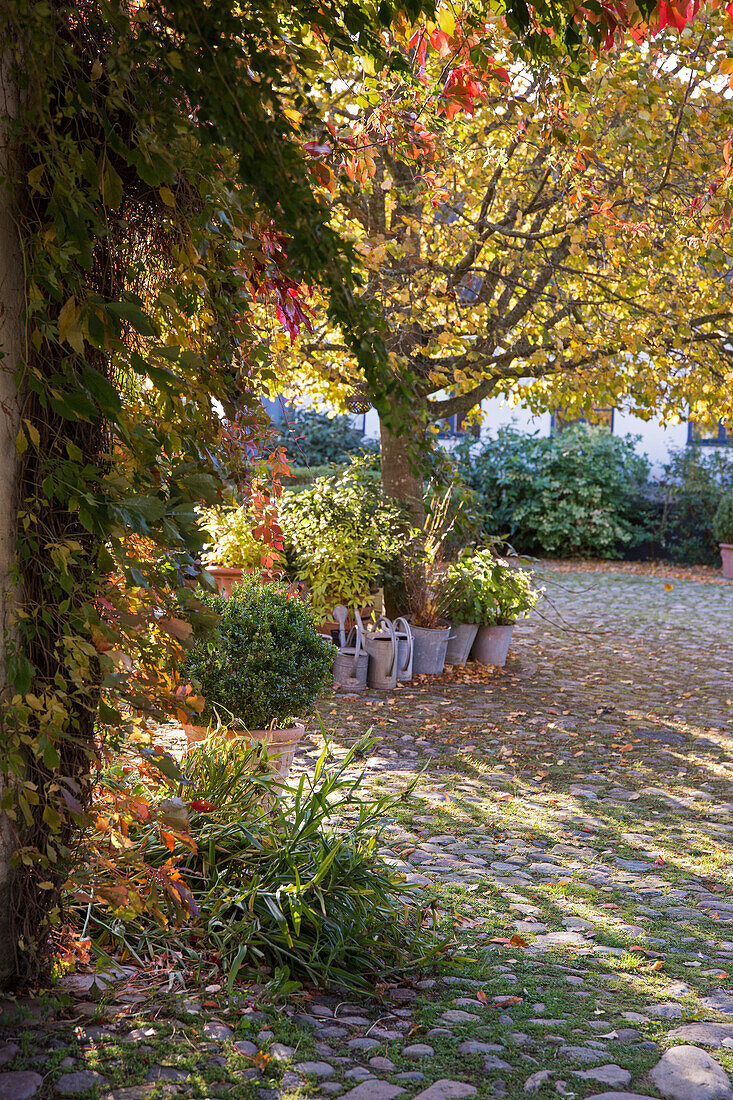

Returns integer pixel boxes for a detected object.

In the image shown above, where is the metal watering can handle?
[373,615,397,680]
[333,604,349,648]
[394,617,413,676]
[348,620,364,678]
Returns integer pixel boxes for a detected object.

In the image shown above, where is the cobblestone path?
[2,565,733,1100]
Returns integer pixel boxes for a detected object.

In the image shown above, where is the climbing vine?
[0,0,434,982]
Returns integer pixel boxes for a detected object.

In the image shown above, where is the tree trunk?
[0,47,24,987]
[380,409,425,528]
[380,404,426,617]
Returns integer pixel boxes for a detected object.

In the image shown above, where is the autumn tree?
[283,9,733,522]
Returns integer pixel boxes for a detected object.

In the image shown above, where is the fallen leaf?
[509,934,529,948]
[493,995,523,1007]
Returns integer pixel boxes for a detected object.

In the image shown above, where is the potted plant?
[400,490,461,675]
[200,505,285,596]
[179,575,333,777]
[467,553,539,666]
[278,457,404,624]
[713,493,733,579]
[440,552,482,665]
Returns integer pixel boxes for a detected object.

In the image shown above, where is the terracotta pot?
[471,624,514,667]
[204,565,289,597]
[205,565,244,597]
[183,723,305,779]
[721,544,733,580]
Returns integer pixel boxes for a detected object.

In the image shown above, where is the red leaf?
[303,141,332,157]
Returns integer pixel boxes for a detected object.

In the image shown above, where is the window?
[687,419,731,446]
[436,414,480,438]
[552,407,614,434]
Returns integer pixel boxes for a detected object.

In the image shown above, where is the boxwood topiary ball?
[181,575,333,730]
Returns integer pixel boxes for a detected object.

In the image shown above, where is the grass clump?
[74,733,446,991]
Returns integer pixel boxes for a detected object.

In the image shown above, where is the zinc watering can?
[363,616,398,690]
[393,616,414,681]
[332,606,369,692]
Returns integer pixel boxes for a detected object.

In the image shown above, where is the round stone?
[650,1045,733,1100]
[56,1072,108,1095]
[0,1072,43,1100]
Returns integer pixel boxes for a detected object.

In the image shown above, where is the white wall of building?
[347,395,690,475]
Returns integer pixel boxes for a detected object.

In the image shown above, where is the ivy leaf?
[106,301,158,338]
[138,746,189,785]
[118,495,167,522]
[101,161,124,209]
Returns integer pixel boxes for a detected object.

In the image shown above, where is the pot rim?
[183,721,306,740]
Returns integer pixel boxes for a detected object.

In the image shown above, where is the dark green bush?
[654,448,733,563]
[713,493,733,545]
[464,425,650,558]
[274,410,378,466]
[180,576,333,729]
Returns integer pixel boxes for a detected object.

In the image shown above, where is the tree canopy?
[271,7,733,514]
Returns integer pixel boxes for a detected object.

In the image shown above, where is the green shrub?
[200,505,283,569]
[442,550,539,625]
[655,448,733,563]
[180,576,333,729]
[274,410,378,466]
[81,735,443,991]
[279,456,405,617]
[465,425,650,558]
[713,493,733,544]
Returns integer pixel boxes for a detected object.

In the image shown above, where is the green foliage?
[713,493,733,545]
[79,734,443,990]
[2,0,436,978]
[179,577,333,730]
[279,457,405,616]
[425,445,487,551]
[442,551,539,626]
[655,448,733,563]
[200,506,280,569]
[465,426,650,558]
[274,410,378,466]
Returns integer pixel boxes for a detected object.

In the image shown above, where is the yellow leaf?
[159,186,175,207]
[438,7,456,34]
[27,164,44,191]
[24,419,40,448]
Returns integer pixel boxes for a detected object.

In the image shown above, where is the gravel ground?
[2,562,733,1100]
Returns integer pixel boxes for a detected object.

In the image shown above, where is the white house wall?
[346,395,691,474]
